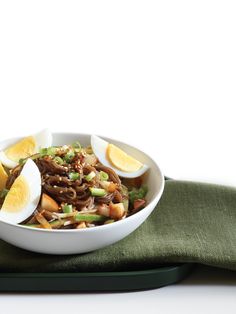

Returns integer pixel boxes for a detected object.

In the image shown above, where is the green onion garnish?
[85,171,96,182]
[19,158,26,165]
[47,147,57,156]
[0,188,9,199]
[99,171,109,181]
[69,172,80,181]
[54,156,64,165]
[39,147,48,157]
[64,151,75,163]
[39,147,57,157]
[72,141,81,152]
[62,204,73,213]
[89,187,106,197]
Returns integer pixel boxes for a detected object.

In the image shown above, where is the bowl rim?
[0,132,165,233]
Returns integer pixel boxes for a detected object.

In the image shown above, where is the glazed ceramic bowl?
[0,133,164,255]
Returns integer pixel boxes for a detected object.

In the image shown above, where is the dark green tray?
[0,263,193,292]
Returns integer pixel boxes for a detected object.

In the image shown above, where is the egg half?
[0,159,41,224]
[0,129,52,169]
[91,135,149,178]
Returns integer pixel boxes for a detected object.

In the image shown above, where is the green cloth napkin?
[0,180,235,272]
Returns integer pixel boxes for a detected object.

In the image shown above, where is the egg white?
[0,129,52,169]
[91,135,149,178]
[0,159,42,224]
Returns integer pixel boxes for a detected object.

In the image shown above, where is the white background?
[0,0,235,313]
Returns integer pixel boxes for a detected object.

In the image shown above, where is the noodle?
[3,142,147,229]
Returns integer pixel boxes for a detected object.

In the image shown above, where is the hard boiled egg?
[0,129,52,169]
[0,159,41,224]
[91,135,149,178]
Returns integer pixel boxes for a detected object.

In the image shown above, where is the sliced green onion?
[72,141,81,151]
[65,151,75,163]
[31,153,41,160]
[19,158,26,165]
[69,172,80,181]
[75,213,106,222]
[47,147,57,156]
[39,147,48,157]
[99,171,109,181]
[39,147,57,157]
[62,204,73,213]
[85,171,96,182]
[54,156,64,165]
[89,187,106,197]
[0,188,9,199]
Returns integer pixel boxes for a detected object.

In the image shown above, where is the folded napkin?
[0,180,235,273]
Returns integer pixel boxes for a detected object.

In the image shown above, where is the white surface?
[0,0,236,312]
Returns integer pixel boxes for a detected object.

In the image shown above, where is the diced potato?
[109,203,125,219]
[76,222,87,229]
[41,193,59,212]
[97,204,110,217]
[100,181,117,193]
[107,182,117,193]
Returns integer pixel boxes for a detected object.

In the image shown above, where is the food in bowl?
[0,130,149,230]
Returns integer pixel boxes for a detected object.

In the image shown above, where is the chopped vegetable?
[75,213,106,222]
[76,222,87,229]
[97,204,110,217]
[129,185,148,205]
[104,219,115,224]
[39,147,57,157]
[19,158,26,165]
[83,154,97,166]
[69,172,80,181]
[99,171,109,181]
[54,156,64,165]
[89,187,107,197]
[62,204,73,213]
[47,147,57,156]
[72,141,81,151]
[99,181,117,192]
[85,171,96,182]
[64,151,75,162]
[39,147,48,157]
[41,193,59,212]
[133,199,146,212]
[54,212,76,218]
[109,203,125,219]
[107,182,117,193]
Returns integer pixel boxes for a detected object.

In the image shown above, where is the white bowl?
[0,133,164,255]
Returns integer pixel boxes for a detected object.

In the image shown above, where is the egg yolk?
[2,175,30,213]
[0,162,8,190]
[106,144,143,172]
[5,136,36,162]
